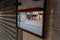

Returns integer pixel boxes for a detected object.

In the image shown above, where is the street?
[18,19,43,36]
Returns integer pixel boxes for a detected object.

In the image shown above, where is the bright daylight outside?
[18,11,43,36]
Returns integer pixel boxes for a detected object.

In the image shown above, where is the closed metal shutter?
[0,0,17,40]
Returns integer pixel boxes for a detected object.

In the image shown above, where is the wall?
[23,31,42,40]
[52,0,60,40]
[18,29,42,40]
[18,0,44,9]
[45,0,60,40]
[45,0,54,40]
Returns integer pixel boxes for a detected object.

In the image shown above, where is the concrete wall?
[52,0,60,40]
[23,31,42,40]
[44,0,60,40]
[18,29,42,40]
[18,0,44,9]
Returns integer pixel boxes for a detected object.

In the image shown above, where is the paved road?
[18,20,43,36]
